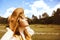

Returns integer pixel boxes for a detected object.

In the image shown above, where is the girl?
[1,8,34,40]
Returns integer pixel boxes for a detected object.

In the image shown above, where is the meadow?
[0,24,60,40]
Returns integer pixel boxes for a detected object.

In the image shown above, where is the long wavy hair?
[8,8,24,32]
[8,8,31,40]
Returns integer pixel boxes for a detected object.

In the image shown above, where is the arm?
[25,26,34,36]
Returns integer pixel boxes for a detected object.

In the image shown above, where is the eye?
[20,12,23,14]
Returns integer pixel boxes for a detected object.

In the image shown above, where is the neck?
[19,27,25,33]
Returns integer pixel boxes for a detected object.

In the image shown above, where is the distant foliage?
[0,8,60,24]
[42,12,49,18]
[52,8,60,24]
[0,16,8,24]
[27,8,60,24]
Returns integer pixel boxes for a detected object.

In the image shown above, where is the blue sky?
[0,0,60,18]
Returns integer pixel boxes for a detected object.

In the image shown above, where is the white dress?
[1,26,34,40]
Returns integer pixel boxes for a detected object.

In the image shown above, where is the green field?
[0,24,60,40]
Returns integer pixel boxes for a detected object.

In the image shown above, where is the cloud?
[3,7,16,18]
[25,0,51,17]
[3,0,60,18]
[30,0,50,15]
[24,0,60,18]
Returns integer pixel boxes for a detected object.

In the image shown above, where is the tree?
[42,12,49,18]
[52,10,56,16]
[53,8,60,24]
[32,15,38,24]
[39,15,41,19]
[27,17,32,24]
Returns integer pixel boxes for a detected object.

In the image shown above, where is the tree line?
[0,8,60,24]
[27,8,60,24]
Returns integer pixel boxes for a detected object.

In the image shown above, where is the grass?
[30,24,60,33]
[0,24,60,40]
[0,24,6,38]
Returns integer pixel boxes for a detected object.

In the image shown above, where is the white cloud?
[24,9,31,17]
[24,0,60,18]
[3,0,60,18]
[31,0,50,14]
[25,0,51,17]
[3,7,16,18]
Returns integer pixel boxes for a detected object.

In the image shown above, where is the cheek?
[19,20,29,27]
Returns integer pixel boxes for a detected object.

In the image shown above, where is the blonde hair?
[8,8,31,40]
[8,8,24,33]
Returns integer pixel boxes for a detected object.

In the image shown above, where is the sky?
[0,0,60,18]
